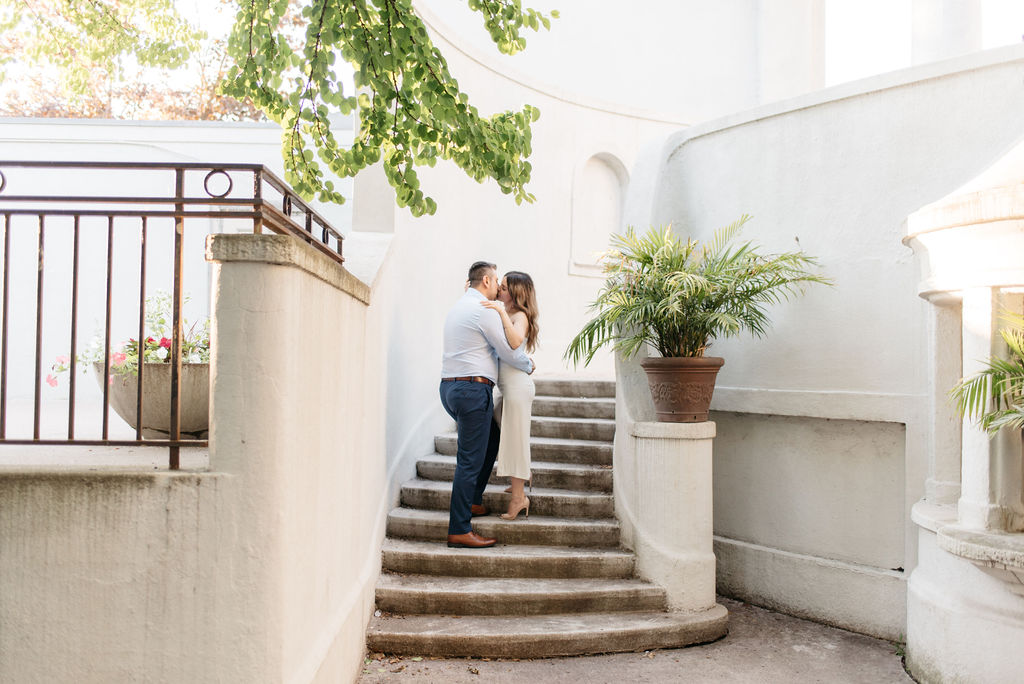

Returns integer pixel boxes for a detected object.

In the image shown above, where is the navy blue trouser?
[439,380,500,535]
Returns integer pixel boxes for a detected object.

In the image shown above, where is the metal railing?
[0,161,345,468]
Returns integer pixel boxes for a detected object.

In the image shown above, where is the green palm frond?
[564,218,833,365]
[951,312,1024,436]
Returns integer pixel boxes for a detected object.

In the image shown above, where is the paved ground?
[358,598,911,683]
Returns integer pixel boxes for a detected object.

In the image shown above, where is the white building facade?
[1,2,1023,682]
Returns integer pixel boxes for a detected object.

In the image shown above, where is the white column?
[926,302,963,505]
[631,421,716,611]
[958,287,1024,531]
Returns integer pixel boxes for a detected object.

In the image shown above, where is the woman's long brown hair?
[504,271,539,353]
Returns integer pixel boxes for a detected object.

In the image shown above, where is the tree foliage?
[221,0,557,216]
[565,218,833,366]
[0,0,263,119]
[0,0,201,94]
[3,0,555,215]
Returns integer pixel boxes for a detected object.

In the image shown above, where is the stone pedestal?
[631,421,717,612]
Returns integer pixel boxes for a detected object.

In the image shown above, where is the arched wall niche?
[569,152,629,277]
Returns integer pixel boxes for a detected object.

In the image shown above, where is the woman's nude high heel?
[501,496,530,521]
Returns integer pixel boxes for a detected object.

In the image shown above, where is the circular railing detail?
[0,169,6,194]
[203,169,233,199]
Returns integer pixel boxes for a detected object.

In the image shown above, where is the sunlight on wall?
[826,0,1024,88]
[825,0,912,86]
[982,0,1024,48]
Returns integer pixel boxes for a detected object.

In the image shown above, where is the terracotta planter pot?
[639,356,725,423]
[93,362,209,439]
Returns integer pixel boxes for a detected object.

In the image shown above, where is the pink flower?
[55,355,69,365]
[159,337,172,349]
[111,351,127,365]
[45,374,57,387]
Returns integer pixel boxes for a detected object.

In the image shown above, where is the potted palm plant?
[565,216,831,422]
[952,312,1024,434]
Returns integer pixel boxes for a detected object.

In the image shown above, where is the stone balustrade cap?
[206,233,370,304]
[937,524,1024,571]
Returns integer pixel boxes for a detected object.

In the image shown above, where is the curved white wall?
[623,45,1024,639]
[417,0,826,122]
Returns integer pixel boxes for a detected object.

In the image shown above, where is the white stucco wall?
[417,0,826,122]
[347,5,693,488]
[620,44,1024,639]
[0,235,385,683]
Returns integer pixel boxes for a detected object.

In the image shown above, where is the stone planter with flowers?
[49,291,210,438]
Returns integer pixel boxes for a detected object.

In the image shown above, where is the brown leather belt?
[442,376,495,387]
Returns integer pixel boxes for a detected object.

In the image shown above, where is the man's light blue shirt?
[441,288,533,382]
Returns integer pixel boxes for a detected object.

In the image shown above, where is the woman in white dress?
[480,271,539,521]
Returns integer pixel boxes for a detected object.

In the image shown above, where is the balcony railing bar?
[136,217,147,442]
[0,439,207,448]
[0,213,7,439]
[0,162,343,467]
[102,215,114,441]
[0,161,343,262]
[33,215,45,440]
[170,168,185,471]
[69,215,80,439]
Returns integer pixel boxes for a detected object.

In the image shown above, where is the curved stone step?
[533,378,615,399]
[532,396,616,420]
[416,454,613,492]
[381,538,635,579]
[434,434,613,465]
[375,574,666,615]
[386,507,620,547]
[400,479,614,519]
[532,416,615,441]
[366,606,729,658]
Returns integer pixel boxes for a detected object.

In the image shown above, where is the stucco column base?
[907,526,1024,683]
[630,421,721,614]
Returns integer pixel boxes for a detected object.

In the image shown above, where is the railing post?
[253,168,263,235]
[169,169,185,470]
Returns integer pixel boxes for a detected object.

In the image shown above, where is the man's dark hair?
[467,261,496,285]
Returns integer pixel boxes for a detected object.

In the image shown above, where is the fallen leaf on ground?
[411,657,423,662]
[468,666,480,675]
[391,665,406,673]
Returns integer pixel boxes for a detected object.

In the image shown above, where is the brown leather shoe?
[470,504,489,517]
[447,531,497,548]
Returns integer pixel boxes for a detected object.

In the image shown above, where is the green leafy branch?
[221,0,557,216]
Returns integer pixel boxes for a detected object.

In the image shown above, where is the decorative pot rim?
[640,356,724,368]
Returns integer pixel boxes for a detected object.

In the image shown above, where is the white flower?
[156,347,168,360]
[187,354,201,364]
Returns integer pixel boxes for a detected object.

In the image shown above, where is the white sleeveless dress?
[494,361,535,480]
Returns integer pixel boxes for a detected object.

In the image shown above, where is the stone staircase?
[367,378,727,658]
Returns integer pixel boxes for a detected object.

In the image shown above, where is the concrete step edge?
[402,478,613,501]
[375,574,667,615]
[380,538,636,578]
[366,606,729,658]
